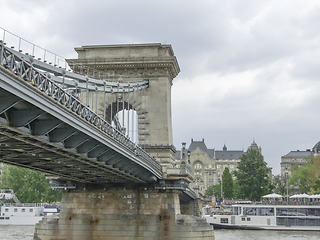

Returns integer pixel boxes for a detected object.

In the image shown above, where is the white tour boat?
[0,189,59,225]
[203,203,320,231]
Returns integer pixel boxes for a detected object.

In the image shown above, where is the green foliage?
[288,164,312,193]
[272,174,288,196]
[288,155,320,194]
[222,167,234,198]
[0,165,62,203]
[205,183,221,197]
[233,179,241,199]
[205,185,214,196]
[234,149,272,201]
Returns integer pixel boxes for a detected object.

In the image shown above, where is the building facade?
[175,139,261,196]
[281,141,320,179]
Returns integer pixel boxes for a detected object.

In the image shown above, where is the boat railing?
[1,203,44,207]
[222,200,320,206]
[259,201,320,206]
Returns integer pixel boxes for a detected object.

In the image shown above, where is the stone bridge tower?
[69,44,179,172]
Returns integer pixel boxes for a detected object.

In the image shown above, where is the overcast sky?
[2,0,320,174]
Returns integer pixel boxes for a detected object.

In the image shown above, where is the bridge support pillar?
[34,188,214,240]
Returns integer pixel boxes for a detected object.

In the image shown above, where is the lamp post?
[286,178,289,203]
[221,177,224,200]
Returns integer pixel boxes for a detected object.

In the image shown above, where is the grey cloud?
[2,0,320,174]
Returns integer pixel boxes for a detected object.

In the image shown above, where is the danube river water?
[0,226,319,240]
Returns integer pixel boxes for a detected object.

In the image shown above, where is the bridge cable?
[132,85,135,142]
[122,86,125,131]
[127,82,130,139]
[103,80,106,120]
[117,82,119,127]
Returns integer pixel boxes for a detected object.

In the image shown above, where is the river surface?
[0,225,319,239]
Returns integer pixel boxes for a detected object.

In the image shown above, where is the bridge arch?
[68,43,180,171]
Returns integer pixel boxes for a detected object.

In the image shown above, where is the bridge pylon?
[68,43,179,174]
[34,186,215,240]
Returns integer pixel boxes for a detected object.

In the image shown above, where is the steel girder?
[0,44,162,185]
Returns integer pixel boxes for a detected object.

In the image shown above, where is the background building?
[175,139,261,196]
[281,141,320,178]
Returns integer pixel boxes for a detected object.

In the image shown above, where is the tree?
[307,156,320,194]
[205,183,221,197]
[288,164,312,194]
[288,155,320,194]
[222,167,234,198]
[0,164,62,203]
[272,174,288,196]
[234,149,272,201]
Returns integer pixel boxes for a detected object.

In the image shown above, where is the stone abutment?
[34,187,215,240]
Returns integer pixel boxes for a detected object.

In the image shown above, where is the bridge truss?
[0,28,197,202]
[0,39,162,187]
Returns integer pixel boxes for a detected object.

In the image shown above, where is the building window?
[194,163,202,169]
[209,172,212,176]
[218,172,220,177]
[22,209,25,212]
[29,209,33,212]
[14,209,17,212]
[5,209,8,212]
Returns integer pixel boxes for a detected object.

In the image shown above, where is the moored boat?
[0,203,44,225]
[0,189,59,225]
[203,203,320,231]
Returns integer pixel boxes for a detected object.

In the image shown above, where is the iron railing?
[0,42,162,174]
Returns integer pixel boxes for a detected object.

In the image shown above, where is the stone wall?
[34,189,215,240]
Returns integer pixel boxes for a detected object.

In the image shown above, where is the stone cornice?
[68,56,180,80]
[74,43,176,57]
[68,43,180,81]
[142,144,177,153]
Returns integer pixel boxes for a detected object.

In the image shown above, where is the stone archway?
[68,43,180,170]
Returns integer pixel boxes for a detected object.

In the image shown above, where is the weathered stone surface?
[34,189,215,240]
[68,44,180,169]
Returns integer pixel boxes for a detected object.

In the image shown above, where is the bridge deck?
[0,43,162,186]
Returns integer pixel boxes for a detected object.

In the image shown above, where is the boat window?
[307,208,320,216]
[5,208,8,212]
[14,209,17,212]
[297,208,307,216]
[277,208,306,216]
[276,217,311,227]
[232,207,241,215]
[22,209,25,212]
[258,208,274,216]
[243,207,256,215]
[29,209,33,212]
[220,218,228,224]
[241,217,245,221]
[243,207,274,216]
[247,218,251,221]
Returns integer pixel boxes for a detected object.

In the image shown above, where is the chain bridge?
[0,42,162,185]
[0,28,215,240]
